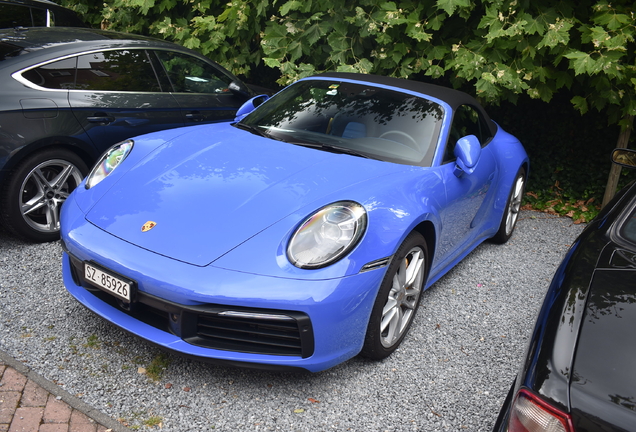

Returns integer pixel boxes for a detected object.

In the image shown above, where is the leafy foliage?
[61,0,635,121]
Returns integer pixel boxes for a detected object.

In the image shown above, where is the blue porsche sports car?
[60,73,528,372]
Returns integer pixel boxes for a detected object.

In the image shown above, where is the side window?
[154,50,232,94]
[21,57,78,89]
[74,50,162,92]
[443,104,492,162]
[451,105,482,142]
[0,4,47,27]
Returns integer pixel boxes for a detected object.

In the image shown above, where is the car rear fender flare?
[412,220,436,279]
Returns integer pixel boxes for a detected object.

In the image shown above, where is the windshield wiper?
[322,144,372,159]
[289,139,372,159]
[233,122,271,139]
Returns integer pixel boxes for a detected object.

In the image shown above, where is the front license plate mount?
[84,262,136,303]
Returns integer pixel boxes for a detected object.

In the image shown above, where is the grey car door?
[152,50,248,124]
[68,49,184,152]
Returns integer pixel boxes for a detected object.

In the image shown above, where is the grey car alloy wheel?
[19,158,85,234]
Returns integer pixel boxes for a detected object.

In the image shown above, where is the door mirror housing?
[234,95,270,121]
[453,135,481,177]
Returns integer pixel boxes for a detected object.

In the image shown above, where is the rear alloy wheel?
[491,167,526,244]
[1,149,87,242]
[361,231,428,360]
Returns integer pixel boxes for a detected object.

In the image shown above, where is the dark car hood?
[569,246,636,430]
[85,126,400,267]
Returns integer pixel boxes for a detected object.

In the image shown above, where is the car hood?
[569,246,636,429]
[86,125,400,266]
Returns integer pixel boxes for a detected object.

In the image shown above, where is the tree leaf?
[537,19,573,49]
[571,95,589,114]
[280,0,303,16]
[564,51,598,76]
[436,0,471,16]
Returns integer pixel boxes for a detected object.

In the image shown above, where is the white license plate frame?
[84,262,134,303]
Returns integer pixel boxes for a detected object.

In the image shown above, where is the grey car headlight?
[85,140,134,189]
[288,201,367,269]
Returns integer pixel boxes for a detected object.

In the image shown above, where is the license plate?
[84,263,133,302]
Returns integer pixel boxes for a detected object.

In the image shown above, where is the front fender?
[212,166,445,280]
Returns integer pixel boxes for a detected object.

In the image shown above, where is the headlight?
[85,140,134,189]
[288,201,367,269]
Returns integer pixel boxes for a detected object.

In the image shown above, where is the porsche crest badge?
[141,221,157,232]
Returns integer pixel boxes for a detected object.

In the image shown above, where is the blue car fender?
[212,166,446,281]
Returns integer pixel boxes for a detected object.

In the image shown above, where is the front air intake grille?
[192,313,306,356]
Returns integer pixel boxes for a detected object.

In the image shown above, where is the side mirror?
[611,148,636,169]
[234,95,270,121]
[453,135,481,177]
[228,80,250,98]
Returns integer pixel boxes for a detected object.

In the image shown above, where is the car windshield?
[239,79,444,166]
[620,206,636,244]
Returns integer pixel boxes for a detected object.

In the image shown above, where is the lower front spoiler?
[61,250,386,373]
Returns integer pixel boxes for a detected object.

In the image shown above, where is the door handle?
[185,111,204,122]
[87,114,115,124]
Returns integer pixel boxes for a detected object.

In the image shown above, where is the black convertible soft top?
[313,72,497,137]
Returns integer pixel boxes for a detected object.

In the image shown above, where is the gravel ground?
[0,211,584,431]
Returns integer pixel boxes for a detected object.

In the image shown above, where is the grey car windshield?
[621,207,636,244]
[239,79,444,166]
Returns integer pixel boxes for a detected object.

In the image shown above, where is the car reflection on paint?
[493,148,636,432]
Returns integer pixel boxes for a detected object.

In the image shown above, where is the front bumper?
[61,196,386,372]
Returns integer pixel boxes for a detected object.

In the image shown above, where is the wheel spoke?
[380,300,398,334]
[398,309,413,333]
[21,194,47,216]
[46,201,60,230]
[511,180,523,209]
[381,296,398,321]
[397,258,407,287]
[381,306,402,344]
[404,251,423,287]
[50,163,76,190]
[31,168,52,191]
[57,190,71,200]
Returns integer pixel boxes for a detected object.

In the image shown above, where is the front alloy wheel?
[1,148,87,242]
[361,232,428,359]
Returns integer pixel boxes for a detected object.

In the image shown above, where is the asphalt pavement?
[0,211,585,431]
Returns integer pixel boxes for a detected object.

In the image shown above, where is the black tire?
[361,231,429,360]
[0,148,88,242]
[490,167,526,244]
